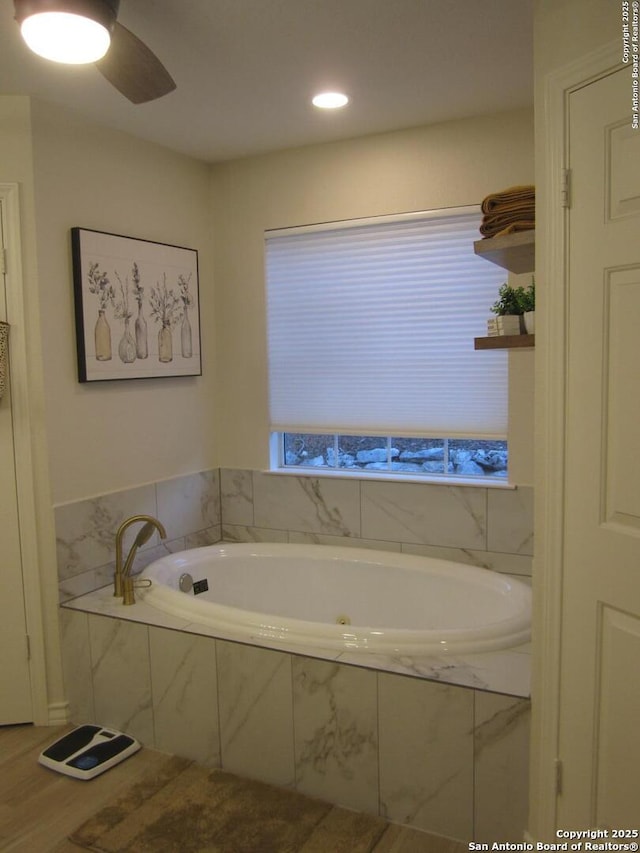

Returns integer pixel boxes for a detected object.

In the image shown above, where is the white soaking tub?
[138,542,531,655]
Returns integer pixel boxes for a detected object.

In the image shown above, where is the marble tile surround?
[220,469,534,576]
[59,605,530,842]
[55,467,533,600]
[56,466,534,840]
[55,469,221,601]
[55,466,533,698]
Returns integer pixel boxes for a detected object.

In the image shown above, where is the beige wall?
[29,99,217,504]
[2,99,536,503]
[211,108,535,481]
[534,0,618,77]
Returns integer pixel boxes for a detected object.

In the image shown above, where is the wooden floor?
[0,724,467,853]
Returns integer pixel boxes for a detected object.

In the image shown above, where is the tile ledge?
[62,587,530,699]
[262,468,518,489]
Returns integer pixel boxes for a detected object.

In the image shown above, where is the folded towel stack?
[479,185,535,239]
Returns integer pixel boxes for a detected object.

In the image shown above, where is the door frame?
[0,182,65,725]
[529,41,625,840]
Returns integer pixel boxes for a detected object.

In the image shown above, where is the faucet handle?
[122,577,152,606]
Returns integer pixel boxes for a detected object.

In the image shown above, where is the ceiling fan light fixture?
[15,1,119,64]
[20,11,110,63]
[14,0,176,104]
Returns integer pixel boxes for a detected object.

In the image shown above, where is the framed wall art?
[71,227,201,382]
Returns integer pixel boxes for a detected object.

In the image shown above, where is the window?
[280,434,508,479]
[265,206,509,482]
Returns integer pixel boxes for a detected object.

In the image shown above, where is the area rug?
[69,754,388,852]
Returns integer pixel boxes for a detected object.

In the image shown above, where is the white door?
[0,200,32,724]
[558,64,640,828]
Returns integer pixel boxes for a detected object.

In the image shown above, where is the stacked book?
[487,315,522,336]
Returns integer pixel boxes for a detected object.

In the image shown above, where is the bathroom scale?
[38,724,141,780]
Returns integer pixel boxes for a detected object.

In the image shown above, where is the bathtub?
[138,543,531,655]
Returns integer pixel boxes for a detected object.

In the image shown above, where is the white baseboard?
[47,700,70,726]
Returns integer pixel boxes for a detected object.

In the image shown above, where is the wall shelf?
[474,334,535,350]
[473,230,535,273]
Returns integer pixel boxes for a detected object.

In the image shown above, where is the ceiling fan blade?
[95,22,175,104]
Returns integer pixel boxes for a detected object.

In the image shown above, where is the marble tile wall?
[217,641,294,786]
[293,657,379,815]
[58,608,530,842]
[55,466,533,840]
[55,467,533,598]
[220,469,534,577]
[378,674,475,839]
[55,469,221,600]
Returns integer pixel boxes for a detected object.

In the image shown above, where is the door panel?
[594,605,640,826]
[603,267,640,530]
[606,120,640,220]
[559,65,640,828]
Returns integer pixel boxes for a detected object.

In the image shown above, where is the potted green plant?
[487,279,536,336]
[518,278,535,334]
[488,282,524,335]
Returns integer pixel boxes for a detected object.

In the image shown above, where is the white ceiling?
[0,0,534,163]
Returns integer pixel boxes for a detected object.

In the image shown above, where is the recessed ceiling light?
[312,92,349,109]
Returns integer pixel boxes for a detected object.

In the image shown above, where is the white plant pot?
[523,311,535,334]
[487,315,523,336]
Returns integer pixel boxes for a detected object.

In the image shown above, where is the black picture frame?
[71,227,201,382]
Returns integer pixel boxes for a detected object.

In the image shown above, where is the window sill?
[265,466,517,489]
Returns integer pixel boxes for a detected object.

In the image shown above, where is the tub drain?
[336,614,351,626]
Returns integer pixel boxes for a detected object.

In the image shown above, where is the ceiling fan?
[14,0,176,104]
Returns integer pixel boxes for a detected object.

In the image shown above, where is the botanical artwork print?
[72,228,201,382]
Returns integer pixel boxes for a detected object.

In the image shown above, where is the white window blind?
[265,207,508,439]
